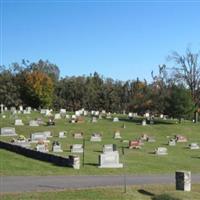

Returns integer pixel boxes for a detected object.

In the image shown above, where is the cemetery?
[0,109,199,176]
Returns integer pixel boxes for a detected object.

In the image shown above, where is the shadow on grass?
[85,162,98,167]
[119,118,175,125]
[138,189,154,197]
[191,156,200,159]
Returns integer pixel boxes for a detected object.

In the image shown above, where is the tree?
[169,49,200,121]
[0,69,22,107]
[23,71,54,108]
[165,85,196,123]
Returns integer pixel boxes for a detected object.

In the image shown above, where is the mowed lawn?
[0,111,200,176]
[1,184,200,200]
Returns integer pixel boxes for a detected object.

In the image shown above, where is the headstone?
[1,127,17,136]
[155,147,168,155]
[19,105,23,112]
[113,117,119,122]
[60,109,66,114]
[129,140,142,149]
[189,143,199,150]
[52,141,63,152]
[65,114,70,119]
[128,112,133,119]
[90,133,102,142]
[2,115,6,119]
[106,113,112,119]
[71,144,83,153]
[47,118,55,126]
[59,131,66,138]
[103,144,117,153]
[69,155,80,169]
[75,111,81,117]
[142,119,146,126]
[15,119,24,126]
[31,132,49,143]
[140,134,148,141]
[168,139,176,146]
[36,118,45,125]
[176,171,191,191]
[36,143,48,152]
[175,135,188,143]
[114,131,121,139]
[73,132,83,139]
[40,109,46,114]
[55,113,61,119]
[43,131,52,138]
[29,120,39,127]
[147,136,156,142]
[99,151,123,168]
[92,117,97,123]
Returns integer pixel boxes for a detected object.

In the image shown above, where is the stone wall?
[0,141,73,167]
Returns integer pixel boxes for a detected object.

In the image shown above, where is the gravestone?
[1,127,17,136]
[52,141,63,152]
[60,109,66,114]
[69,155,80,169]
[147,136,156,142]
[59,131,66,138]
[29,120,39,127]
[36,143,48,152]
[15,119,24,126]
[140,134,148,141]
[155,147,168,155]
[113,131,121,139]
[103,144,117,153]
[176,171,191,191]
[40,109,46,114]
[142,119,146,126]
[129,140,142,149]
[113,117,119,122]
[189,143,199,150]
[175,135,188,142]
[19,105,23,112]
[36,118,45,125]
[90,133,102,142]
[47,118,55,126]
[92,117,97,123]
[99,151,123,168]
[31,132,49,143]
[128,112,133,119]
[73,132,83,139]
[168,139,176,146]
[55,113,61,119]
[71,144,83,153]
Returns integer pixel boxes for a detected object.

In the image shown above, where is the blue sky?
[1,0,200,81]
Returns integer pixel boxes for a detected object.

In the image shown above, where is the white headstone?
[113,117,119,122]
[176,171,191,191]
[55,113,61,119]
[189,143,199,150]
[36,144,48,152]
[90,133,102,142]
[114,131,121,139]
[15,119,24,126]
[71,144,83,153]
[155,147,168,155]
[1,127,17,136]
[99,151,123,168]
[59,131,66,138]
[29,120,39,127]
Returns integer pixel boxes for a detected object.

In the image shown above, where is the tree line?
[0,49,199,121]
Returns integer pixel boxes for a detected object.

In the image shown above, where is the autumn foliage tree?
[23,71,54,108]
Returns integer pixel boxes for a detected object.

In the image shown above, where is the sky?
[1,0,200,81]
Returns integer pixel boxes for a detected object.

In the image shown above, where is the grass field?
[0,111,200,176]
[1,184,200,200]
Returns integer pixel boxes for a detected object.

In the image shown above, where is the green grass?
[0,111,200,175]
[1,184,200,200]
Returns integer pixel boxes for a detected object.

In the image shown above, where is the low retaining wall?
[0,141,73,167]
